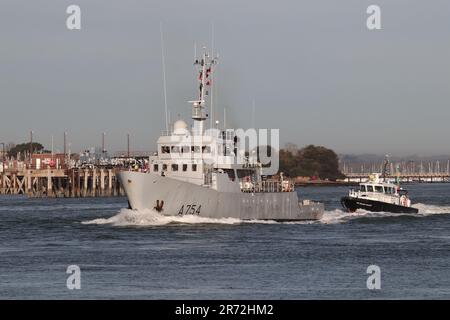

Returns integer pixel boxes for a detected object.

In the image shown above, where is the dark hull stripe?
[341,196,419,214]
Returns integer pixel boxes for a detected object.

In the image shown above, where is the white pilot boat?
[118,47,324,221]
[341,159,418,214]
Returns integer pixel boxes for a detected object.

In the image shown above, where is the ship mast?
[190,47,217,135]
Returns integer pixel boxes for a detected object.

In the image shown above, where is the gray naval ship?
[118,48,324,221]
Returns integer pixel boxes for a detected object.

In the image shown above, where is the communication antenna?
[223,107,226,131]
[127,133,130,158]
[252,98,256,129]
[51,135,54,160]
[160,22,169,133]
[64,131,67,165]
[168,109,171,129]
[102,132,105,153]
[210,22,215,129]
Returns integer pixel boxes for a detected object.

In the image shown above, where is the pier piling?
[0,167,125,198]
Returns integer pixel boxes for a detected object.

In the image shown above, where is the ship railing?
[204,170,213,185]
[240,180,294,193]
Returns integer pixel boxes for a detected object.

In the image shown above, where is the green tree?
[8,142,44,160]
[279,144,344,180]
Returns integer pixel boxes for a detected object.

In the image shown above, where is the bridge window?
[171,146,180,153]
[153,164,159,172]
[360,185,366,192]
[366,185,374,192]
[182,146,190,153]
[191,146,201,153]
[161,146,170,154]
[182,164,188,172]
[192,164,197,171]
[171,164,178,171]
[375,186,384,193]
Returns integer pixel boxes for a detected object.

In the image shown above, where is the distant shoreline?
[295,180,450,187]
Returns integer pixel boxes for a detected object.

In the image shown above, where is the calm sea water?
[0,184,449,299]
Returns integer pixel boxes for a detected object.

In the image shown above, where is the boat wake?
[82,208,321,227]
[412,203,450,215]
[82,203,450,227]
[83,208,254,227]
[319,203,450,224]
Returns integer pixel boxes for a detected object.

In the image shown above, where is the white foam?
[412,203,450,215]
[82,208,244,227]
[319,203,450,224]
[83,203,450,227]
[319,209,367,224]
[82,208,321,227]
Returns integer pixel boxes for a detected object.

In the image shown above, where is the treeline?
[279,144,344,181]
[7,142,47,160]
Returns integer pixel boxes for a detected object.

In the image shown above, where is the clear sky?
[1,0,449,156]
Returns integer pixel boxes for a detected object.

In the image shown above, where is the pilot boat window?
[172,164,179,171]
[182,164,188,171]
[360,185,367,192]
[366,185,374,192]
[385,187,393,194]
[375,186,384,193]
[202,146,211,153]
[161,146,170,154]
[162,164,167,171]
[153,164,159,172]
[192,164,197,171]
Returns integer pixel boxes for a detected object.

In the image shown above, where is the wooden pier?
[0,168,125,197]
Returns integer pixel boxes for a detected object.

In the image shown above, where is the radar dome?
[173,119,188,135]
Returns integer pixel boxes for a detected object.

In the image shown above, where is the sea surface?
[0,183,449,299]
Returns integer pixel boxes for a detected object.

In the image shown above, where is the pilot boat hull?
[341,196,419,214]
[118,171,324,221]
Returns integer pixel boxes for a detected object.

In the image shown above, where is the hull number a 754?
[178,204,201,216]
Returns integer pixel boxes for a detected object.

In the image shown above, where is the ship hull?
[340,196,419,214]
[118,171,324,221]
